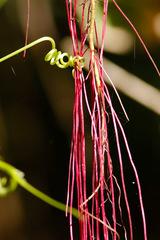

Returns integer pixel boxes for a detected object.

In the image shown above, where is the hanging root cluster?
[65,0,153,240]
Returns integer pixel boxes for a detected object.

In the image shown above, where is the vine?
[0,157,79,219]
[0,36,85,77]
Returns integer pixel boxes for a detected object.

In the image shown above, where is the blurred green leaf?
[0,0,7,8]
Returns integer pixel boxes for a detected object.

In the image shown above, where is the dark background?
[0,0,159,239]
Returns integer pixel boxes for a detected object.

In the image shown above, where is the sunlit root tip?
[23,53,26,62]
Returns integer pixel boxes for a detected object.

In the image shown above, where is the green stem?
[0,37,55,62]
[18,177,79,219]
[0,159,79,219]
[0,36,84,76]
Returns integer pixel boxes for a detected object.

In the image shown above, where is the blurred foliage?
[0,0,7,8]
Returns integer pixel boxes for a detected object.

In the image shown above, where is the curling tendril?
[0,157,79,219]
[0,36,85,77]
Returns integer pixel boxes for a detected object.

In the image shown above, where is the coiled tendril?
[0,37,82,217]
[0,159,23,196]
[0,157,79,219]
[0,36,85,77]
